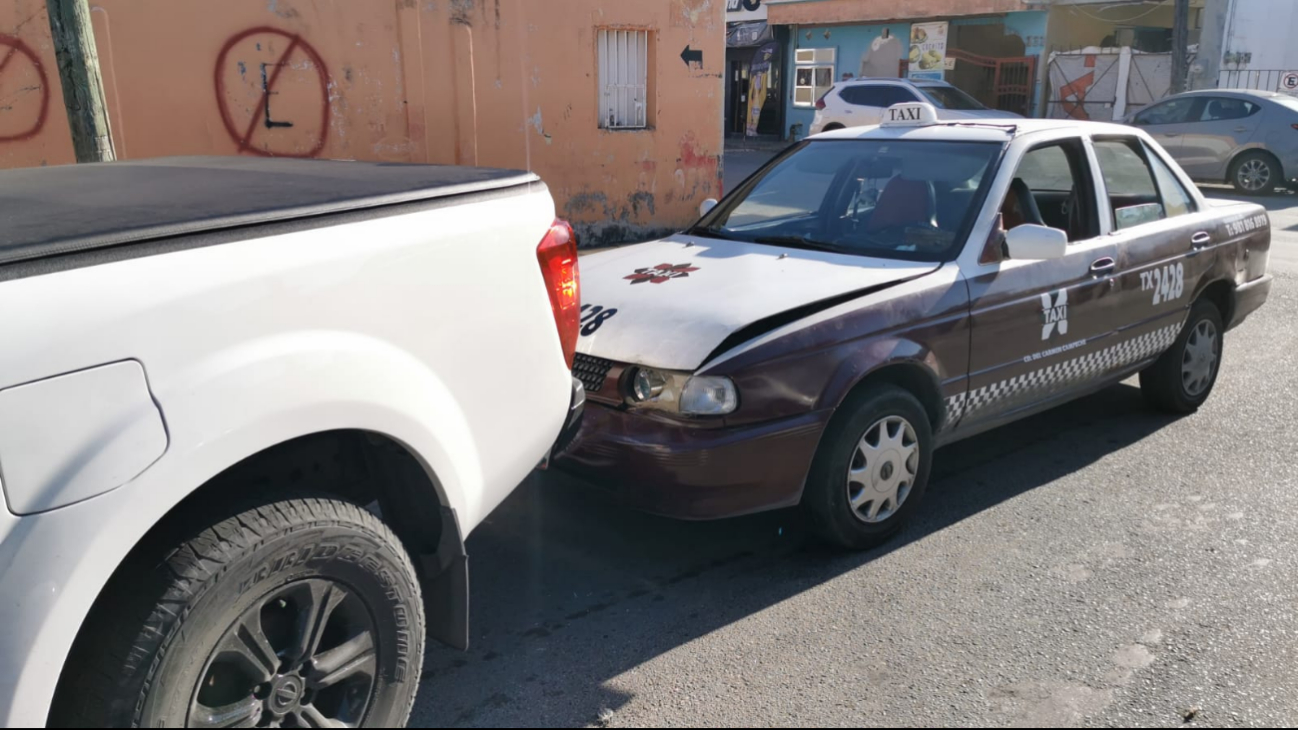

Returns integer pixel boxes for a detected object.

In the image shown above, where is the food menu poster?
[908,22,948,81]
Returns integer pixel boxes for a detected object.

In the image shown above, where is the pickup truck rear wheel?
[1140,299,1224,413]
[51,497,424,728]
[803,385,934,550]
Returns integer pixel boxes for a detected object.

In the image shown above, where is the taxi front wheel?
[804,385,934,550]
[1140,299,1224,414]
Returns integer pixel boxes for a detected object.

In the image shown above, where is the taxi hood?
[576,235,939,371]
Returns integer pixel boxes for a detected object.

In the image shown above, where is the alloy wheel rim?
[189,579,378,728]
[1239,159,1271,191]
[846,415,920,524]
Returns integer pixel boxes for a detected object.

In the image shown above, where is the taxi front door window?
[999,140,1098,243]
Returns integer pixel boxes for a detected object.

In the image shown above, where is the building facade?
[1043,1,1205,120]
[760,0,1216,136]
[767,0,1050,138]
[1209,0,1298,93]
[0,0,724,245]
[724,0,788,138]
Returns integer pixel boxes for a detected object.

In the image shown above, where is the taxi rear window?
[698,139,1002,262]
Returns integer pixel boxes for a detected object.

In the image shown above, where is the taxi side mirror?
[1005,224,1068,261]
[700,198,719,217]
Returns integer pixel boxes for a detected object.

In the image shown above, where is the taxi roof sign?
[881,102,940,128]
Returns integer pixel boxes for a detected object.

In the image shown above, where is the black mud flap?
[540,376,586,469]
[422,506,470,651]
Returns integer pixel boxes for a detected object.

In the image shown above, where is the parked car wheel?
[1140,299,1225,414]
[1229,151,1281,195]
[822,123,846,132]
[804,385,934,550]
[51,497,425,728]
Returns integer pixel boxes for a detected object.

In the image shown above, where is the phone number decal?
[1225,213,1268,237]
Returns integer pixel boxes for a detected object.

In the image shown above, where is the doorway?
[728,55,753,135]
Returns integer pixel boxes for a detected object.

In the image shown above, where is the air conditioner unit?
[795,47,836,65]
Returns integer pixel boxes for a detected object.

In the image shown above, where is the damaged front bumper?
[554,401,832,520]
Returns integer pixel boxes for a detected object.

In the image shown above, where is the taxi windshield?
[696,139,1002,262]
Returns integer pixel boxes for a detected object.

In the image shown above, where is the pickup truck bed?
[0,156,579,727]
[0,156,540,278]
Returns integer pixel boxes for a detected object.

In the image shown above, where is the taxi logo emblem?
[1041,289,1069,340]
[625,263,700,285]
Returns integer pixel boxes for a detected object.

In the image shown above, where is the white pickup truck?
[0,157,583,727]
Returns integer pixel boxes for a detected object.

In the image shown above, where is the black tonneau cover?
[0,156,539,267]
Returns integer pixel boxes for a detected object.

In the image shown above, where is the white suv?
[811,78,1021,135]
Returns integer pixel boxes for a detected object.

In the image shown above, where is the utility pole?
[1190,0,1229,90]
[46,0,115,162]
[1171,0,1191,94]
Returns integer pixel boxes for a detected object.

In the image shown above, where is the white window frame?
[793,47,836,108]
[598,29,650,130]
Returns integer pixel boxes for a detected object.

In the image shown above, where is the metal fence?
[1218,69,1295,93]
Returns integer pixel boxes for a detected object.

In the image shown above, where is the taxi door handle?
[1090,257,1116,277]
[1192,232,1213,248]
[1233,126,1250,133]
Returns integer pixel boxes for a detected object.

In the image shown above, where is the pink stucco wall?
[0,0,725,243]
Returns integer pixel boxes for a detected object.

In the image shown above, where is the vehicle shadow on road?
[409,382,1180,728]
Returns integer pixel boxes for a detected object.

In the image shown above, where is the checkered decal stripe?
[945,324,1182,424]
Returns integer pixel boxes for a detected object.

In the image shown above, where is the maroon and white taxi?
[557,103,1272,550]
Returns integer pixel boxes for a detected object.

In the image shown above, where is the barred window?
[598,29,651,130]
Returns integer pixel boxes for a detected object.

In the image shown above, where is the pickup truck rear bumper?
[541,377,586,467]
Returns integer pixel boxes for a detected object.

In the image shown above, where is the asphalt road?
[410,188,1298,728]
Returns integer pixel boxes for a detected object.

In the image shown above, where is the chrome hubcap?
[1239,159,1271,191]
[1182,319,1220,397]
[847,415,919,524]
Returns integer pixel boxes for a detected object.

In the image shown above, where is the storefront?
[771,2,1049,139]
[725,0,787,138]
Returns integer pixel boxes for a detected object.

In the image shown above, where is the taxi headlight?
[632,368,668,402]
[680,376,739,416]
[625,369,738,416]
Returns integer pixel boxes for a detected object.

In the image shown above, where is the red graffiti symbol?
[0,34,50,143]
[214,27,330,158]
[1058,71,1094,121]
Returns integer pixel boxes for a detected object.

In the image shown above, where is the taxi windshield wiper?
[687,227,849,254]
[686,225,745,241]
[750,234,849,254]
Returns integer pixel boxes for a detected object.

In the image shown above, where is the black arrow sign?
[680,45,703,68]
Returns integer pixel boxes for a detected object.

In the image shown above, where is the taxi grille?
[573,353,614,393]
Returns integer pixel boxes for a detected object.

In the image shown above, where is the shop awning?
[728,21,772,48]
[766,0,1031,26]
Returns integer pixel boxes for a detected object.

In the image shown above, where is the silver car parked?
[1127,89,1298,194]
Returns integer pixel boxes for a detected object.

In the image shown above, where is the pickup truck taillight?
[537,219,581,369]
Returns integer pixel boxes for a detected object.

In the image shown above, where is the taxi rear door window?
[1094,139,1163,231]
[1095,138,1196,230]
